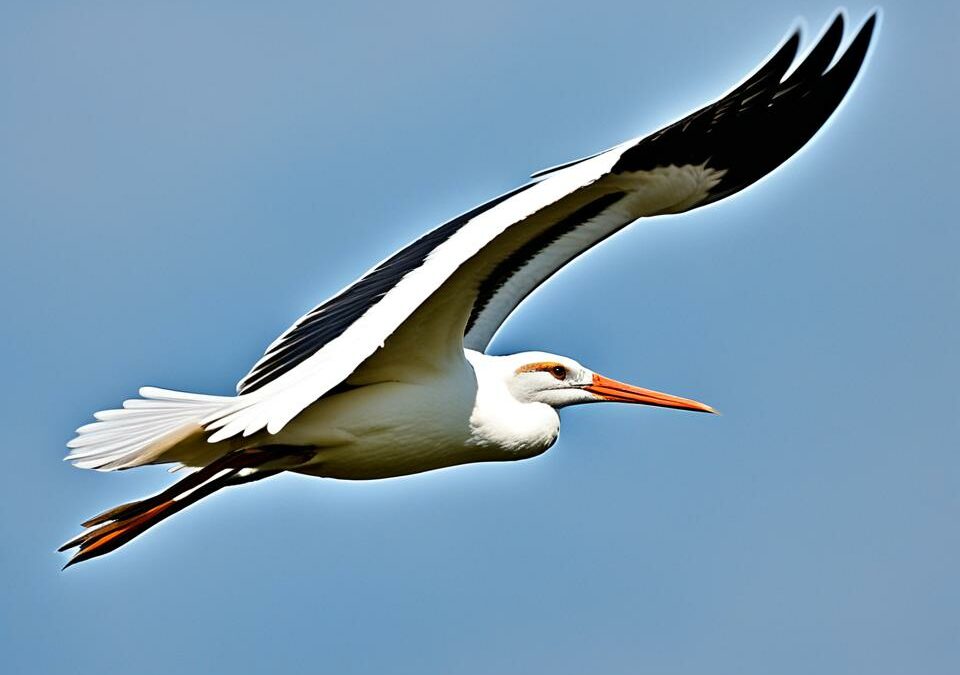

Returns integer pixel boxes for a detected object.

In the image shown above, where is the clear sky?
[1,1,957,674]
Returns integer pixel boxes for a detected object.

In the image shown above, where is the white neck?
[464,350,561,457]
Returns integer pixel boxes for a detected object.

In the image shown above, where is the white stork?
[61,12,877,567]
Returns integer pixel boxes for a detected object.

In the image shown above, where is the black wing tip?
[856,10,881,49]
[821,10,879,86]
[783,29,803,53]
[778,9,879,86]
[822,10,847,49]
[767,8,879,82]
[614,9,878,177]
[825,5,881,32]
[780,15,844,89]
[710,10,878,199]
[828,10,846,32]
[834,9,880,63]
[765,29,802,77]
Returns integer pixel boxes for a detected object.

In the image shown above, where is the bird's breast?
[467,385,561,460]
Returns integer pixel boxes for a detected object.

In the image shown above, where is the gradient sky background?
[1,1,957,674]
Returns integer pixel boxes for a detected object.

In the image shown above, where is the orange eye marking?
[516,362,568,380]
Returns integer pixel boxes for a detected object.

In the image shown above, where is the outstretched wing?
[464,12,876,349]
[206,12,876,443]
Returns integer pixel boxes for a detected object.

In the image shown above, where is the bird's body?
[61,12,878,567]
[288,351,560,480]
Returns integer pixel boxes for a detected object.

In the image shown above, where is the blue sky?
[1,1,957,673]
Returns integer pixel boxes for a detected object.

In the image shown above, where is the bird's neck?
[465,350,560,458]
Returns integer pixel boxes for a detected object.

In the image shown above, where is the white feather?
[66,388,232,471]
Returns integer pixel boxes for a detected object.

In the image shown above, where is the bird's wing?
[205,13,876,443]
[464,13,877,350]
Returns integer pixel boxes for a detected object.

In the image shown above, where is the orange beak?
[584,373,716,414]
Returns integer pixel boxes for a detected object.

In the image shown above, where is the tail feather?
[66,387,233,471]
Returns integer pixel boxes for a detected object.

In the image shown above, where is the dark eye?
[549,365,567,380]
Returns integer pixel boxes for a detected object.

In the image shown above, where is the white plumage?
[66,388,229,471]
[61,12,877,567]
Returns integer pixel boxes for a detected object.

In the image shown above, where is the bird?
[61,11,877,568]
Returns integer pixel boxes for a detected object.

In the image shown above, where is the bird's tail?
[66,387,234,471]
[59,447,310,569]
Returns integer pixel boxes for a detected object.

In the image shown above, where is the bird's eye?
[549,365,567,380]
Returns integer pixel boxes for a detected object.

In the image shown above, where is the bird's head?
[498,351,716,413]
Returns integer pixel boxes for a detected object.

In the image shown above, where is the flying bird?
[61,12,877,568]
